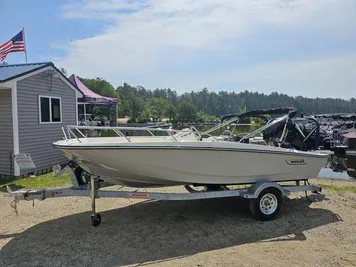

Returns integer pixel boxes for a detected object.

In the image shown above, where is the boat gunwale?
[53,142,330,158]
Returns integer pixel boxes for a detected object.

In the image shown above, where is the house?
[0,62,83,178]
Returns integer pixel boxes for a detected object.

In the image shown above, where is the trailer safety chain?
[10,199,19,216]
[304,180,310,201]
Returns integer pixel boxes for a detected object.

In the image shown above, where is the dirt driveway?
[1,179,356,267]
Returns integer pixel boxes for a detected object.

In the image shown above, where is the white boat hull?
[54,140,329,187]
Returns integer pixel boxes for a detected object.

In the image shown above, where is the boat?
[217,108,322,151]
[308,113,356,154]
[53,107,329,188]
[3,107,330,227]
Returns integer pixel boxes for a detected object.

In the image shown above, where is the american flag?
[0,30,25,61]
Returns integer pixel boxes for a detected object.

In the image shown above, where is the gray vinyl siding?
[0,89,14,176]
[17,71,76,174]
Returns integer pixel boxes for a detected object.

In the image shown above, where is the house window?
[39,96,62,123]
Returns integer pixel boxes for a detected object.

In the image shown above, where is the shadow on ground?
[0,195,341,267]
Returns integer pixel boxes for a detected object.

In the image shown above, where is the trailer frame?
[4,167,322,227]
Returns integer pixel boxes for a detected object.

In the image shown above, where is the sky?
[0,0,355,99]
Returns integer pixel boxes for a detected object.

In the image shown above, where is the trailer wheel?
[249,188,283,221]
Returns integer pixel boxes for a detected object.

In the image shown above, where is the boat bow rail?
[60,106,298,143]
[58,106,320,152]
[60,125,210,143]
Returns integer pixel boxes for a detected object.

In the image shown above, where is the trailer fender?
[242,181,289,199]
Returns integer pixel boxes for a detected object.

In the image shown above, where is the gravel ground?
[1,179,356,267]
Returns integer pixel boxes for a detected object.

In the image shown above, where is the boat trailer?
[5,167,322,227]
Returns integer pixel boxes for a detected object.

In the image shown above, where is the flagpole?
[22,27,28,63]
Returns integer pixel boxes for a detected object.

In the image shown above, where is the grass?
[0,173,71,190]
[316,183,356,194]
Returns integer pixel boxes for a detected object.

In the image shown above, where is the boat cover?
[220,107,297,122]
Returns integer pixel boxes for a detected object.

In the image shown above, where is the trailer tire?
[249,187,283,221]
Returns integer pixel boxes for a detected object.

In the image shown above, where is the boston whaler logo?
[285,158,306,165]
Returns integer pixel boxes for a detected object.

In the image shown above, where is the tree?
[207,115,220,123]
[178,101,197,122]
[166,104,177,121]
[80,77,117,98]
[116,83,138,117]
[73,79,356,123]
[129,95,145,122]
[116,92,124,118]
[139,107,152,123]
[150,98,167,121]
[196,111,207,123]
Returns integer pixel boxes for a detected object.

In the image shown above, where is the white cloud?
[159,52,356,99]
[54,0,356,98]
[61,0,146,20]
